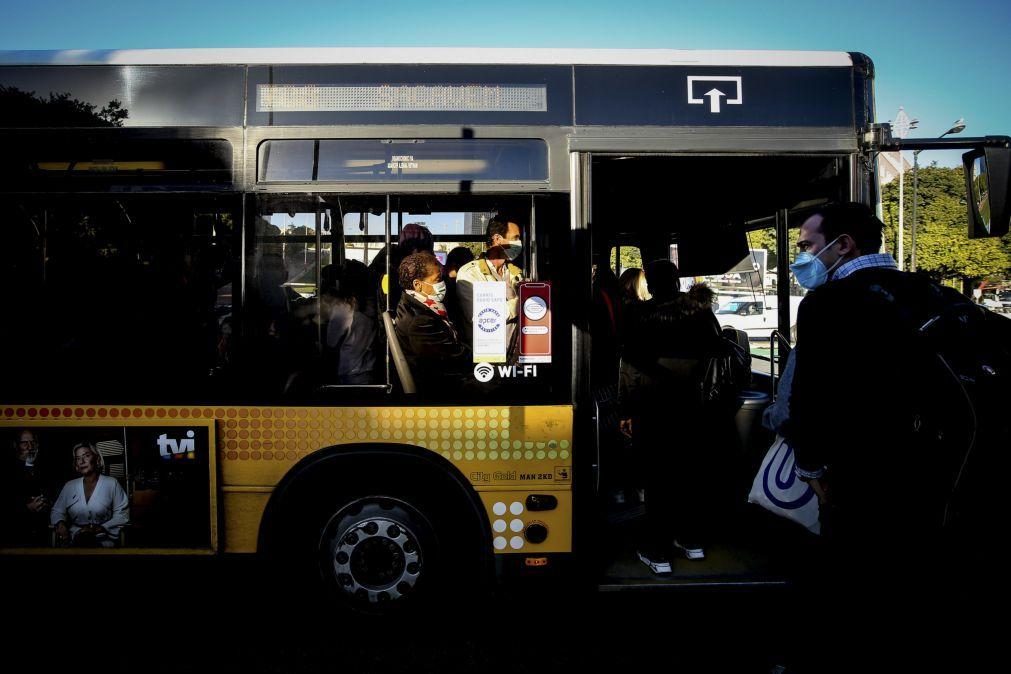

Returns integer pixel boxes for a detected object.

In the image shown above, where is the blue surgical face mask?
[790,236,843,290]
[419,280,447,303]
[503,239,523,262]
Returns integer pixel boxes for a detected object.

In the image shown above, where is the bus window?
[688,224,805,372]
[247,195,386,398]
[608,245,643,277]
[0,195,239,402]
[375,194,571,404]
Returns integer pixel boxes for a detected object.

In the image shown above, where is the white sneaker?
[637,549,673,574]
[673,540,705,560]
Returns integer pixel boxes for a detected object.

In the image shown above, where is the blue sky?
[2,1,1008,166]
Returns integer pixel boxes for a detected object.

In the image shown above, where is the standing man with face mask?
[454,215,525,349]
[788,203,896,508]
[785,202,978,604]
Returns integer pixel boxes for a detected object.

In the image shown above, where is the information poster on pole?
[518,282,552,364]
[472,281,507,363]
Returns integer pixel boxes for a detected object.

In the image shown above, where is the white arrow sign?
[687,76,743,113]
[704,88,726,113]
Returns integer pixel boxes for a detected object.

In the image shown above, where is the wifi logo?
[473,363,496,383]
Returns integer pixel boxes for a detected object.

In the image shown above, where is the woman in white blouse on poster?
[51,442,129,547]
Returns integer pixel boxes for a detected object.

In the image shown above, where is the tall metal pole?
[892,107,916,270]
[776,209,791,372]
[910,151,920,272]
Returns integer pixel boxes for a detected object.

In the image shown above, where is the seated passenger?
[320,261,379,385]
[394,251,472,394]
[369,223,434,311]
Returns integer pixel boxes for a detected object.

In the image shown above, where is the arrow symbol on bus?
[704,88,726,113]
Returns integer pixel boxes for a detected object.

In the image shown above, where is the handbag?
[748,435,821,535]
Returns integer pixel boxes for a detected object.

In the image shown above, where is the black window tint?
[0,132,233,190]
[0,196,239,403]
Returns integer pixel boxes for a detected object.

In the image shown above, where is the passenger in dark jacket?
[394,251,472,395]
[618,260,728,573]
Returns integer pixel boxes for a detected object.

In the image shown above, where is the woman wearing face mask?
[394,251,473,394]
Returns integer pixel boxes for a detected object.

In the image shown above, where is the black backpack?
[863,271,1010,533]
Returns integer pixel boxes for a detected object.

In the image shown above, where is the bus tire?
[318,496,437,609]
[260,448,491,613]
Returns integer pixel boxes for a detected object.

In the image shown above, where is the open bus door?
[574,151,852,589]
[575,133,1010,590]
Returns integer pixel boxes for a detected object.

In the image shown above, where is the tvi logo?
[157,430,197,460]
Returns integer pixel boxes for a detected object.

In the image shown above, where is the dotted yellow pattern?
[2,404,573,554]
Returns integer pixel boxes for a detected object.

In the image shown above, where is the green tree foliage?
[881,164,1011,287]
[609,245,643,274]
[746,226,778,264]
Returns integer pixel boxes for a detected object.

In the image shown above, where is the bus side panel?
[1,404,573,556]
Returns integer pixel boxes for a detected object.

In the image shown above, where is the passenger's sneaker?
[673,540,706,560]
[637,549,672,575]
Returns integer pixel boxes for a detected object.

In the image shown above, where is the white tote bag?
[748,435,821,535]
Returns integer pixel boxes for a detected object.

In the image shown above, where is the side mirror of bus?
[963,144,1011,238]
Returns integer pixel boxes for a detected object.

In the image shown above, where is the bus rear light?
[524,557,549,568]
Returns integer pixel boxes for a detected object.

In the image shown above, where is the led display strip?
[256,83,548,112]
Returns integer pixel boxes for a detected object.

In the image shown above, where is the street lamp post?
[910,118,967,272]
[892,108,918,270]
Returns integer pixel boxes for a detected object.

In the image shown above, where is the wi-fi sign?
[473,363,496,383]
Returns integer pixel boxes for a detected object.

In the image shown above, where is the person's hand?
[54,522,70,545]
[809,478,830,505]
[73,524,106,547]
[26,495,48,513]
[619,418,633,438]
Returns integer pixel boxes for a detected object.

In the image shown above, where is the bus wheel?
[318,497,436,609]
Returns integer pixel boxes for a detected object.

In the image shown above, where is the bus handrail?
[768,330,792,401]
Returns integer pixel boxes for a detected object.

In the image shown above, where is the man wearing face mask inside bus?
[454,215,525,352]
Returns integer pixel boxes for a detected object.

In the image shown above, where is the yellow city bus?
[1,48,1007,608]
